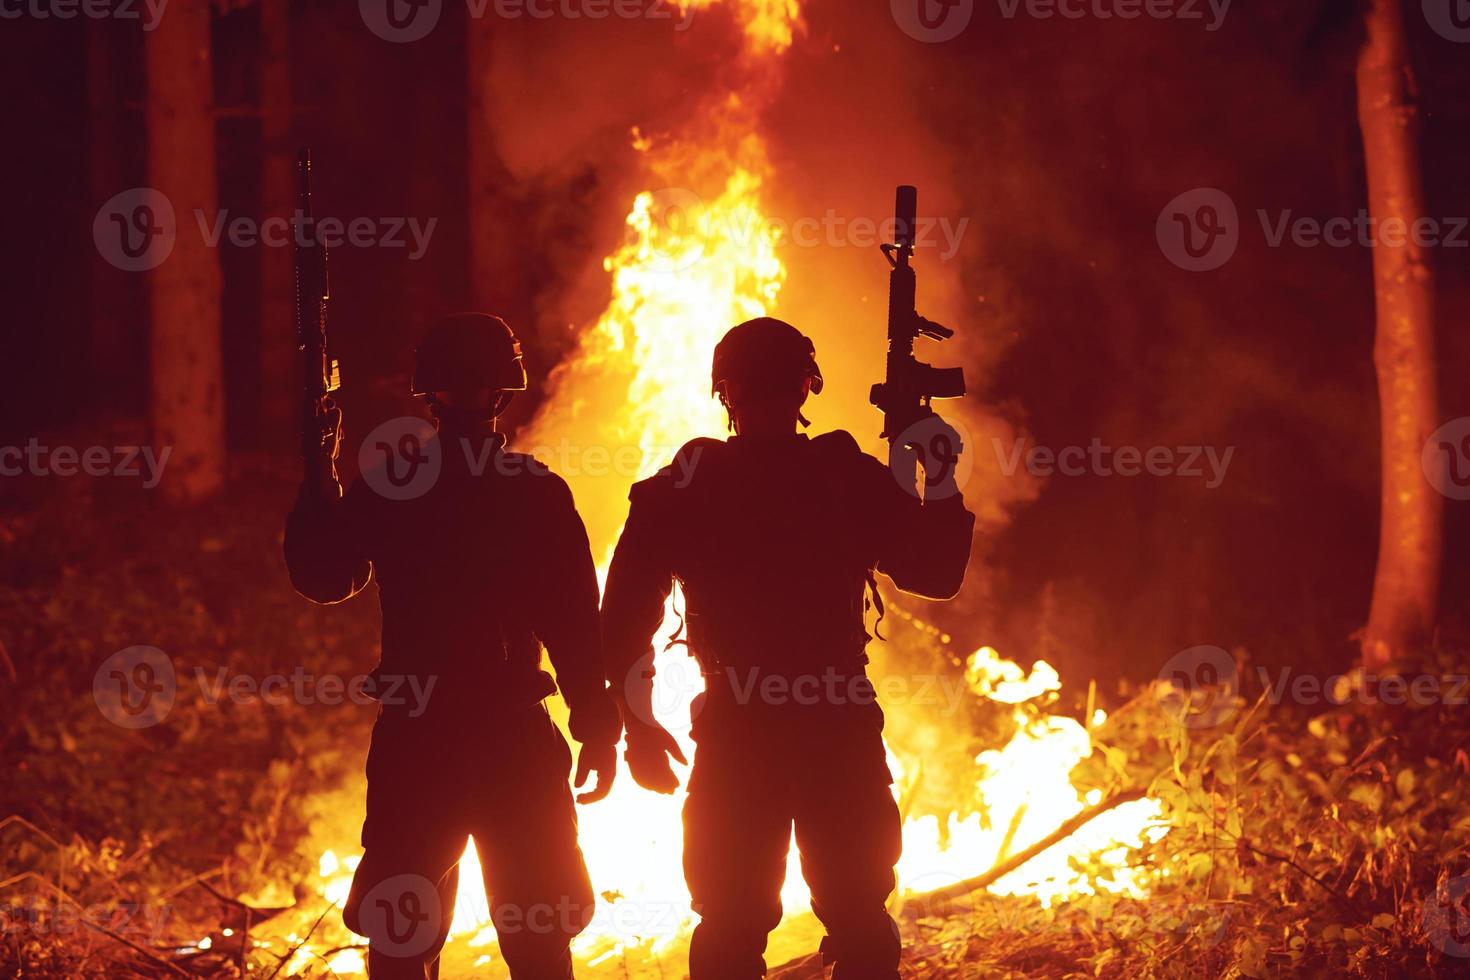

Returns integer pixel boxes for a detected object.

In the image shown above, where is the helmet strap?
[424,391,514,429]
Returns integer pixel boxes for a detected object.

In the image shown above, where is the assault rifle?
[295,148,340,493]
[869,185,966,491]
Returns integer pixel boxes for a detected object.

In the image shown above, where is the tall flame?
[507,91,797,963]
[308,0,1163,972]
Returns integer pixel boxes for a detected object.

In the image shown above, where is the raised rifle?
[869,185,966,491]
[295,148,341,493]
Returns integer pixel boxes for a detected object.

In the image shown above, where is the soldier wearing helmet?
[602,317,974,979]
[285,313,620,980]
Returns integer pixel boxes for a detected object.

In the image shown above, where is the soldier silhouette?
[285,313,621,979]
[602,318,975,979]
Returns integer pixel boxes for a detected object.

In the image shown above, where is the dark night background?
[3,0,1466,689]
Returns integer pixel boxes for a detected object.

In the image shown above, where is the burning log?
[896,787,1148,920]
[770,789,1149,978]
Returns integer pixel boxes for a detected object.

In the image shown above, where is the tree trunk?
[1356,0,1441,668]
[87,19,132,406]
[467,16,519,315]
[260,0,294,447]
[146,1,225,504]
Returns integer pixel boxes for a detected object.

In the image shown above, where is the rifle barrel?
[895,185,917,249]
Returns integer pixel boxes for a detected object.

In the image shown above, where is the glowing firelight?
[507,89,800,960]
[308,0,1163,972]
[895,650,1163,909]
[310,155,1162,953]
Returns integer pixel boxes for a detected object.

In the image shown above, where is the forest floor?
[3,454,1469,979]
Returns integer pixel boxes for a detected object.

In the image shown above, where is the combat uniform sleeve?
[283,478,374,605]
[530,474,622,747]
[864,450,976,601]
[601,474,676,736]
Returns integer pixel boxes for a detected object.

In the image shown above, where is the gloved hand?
[319,403,344,459]
[907,413,965,498]
[574,740,617,804]
[624,722,688,795]
[305,404,344,504]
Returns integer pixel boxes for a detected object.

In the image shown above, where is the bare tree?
[467,13,497,313]
[87,20,130,403]
[260,0,294,444]
[146,1,226,504]
[1356,0,1441,667]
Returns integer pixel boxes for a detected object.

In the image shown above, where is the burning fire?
[309,183,1161,973]
[308,0,1162,972]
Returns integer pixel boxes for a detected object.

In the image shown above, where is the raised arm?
[283,477,373,605]
[858,435,975,600]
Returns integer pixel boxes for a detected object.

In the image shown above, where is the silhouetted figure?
[603,318,974,979]
[285,313,620,980]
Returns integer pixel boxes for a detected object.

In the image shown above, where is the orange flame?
[308,0,1163,972]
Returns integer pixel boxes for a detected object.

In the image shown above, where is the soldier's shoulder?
[810,429,886,471]
[809,429,890,484]
[498,452,575,500]
[672,436,727,469]
[630,437,726,500]
[499,449,546,473]
[809,429,865,457]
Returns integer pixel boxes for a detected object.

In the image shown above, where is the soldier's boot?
[818,914,902,980]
